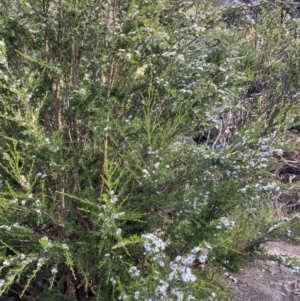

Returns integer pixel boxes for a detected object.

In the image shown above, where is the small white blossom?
[191,246,202,254]
[110,195,118,204]
[142,169,150,177]
[3,260,10,267]
[0,279,4,288]
[51,267,58,274]
[62,244,69,250]
[129,266,140,277]
[154,162,160,169]
[182,254,196,266]
[37,258,44,268]
[199,253,207,263]
[158,261,165,267]
[125,53,132,60]
[176,54,185,62]
[35,209,41,214]
[238,187,247,193]
[110,277,116,285]
[9,198,18,204]
[171,289,184,301]
[155,280,169,296]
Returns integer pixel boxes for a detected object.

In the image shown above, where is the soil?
[227,241,300,301]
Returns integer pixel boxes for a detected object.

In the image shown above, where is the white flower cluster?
[20,175,30,190]
[154,280,169,298]
[62,244,69,250]
[37,172,47,179]
[140,236,212,300]
[0,222,24,231]
[142,169,150,177]
[37,258,44,268]
[98,195,126,236]
[260,182,278,191]
[109,191,119,204]
[224,272,237,283]
[216,218,235,230]
[169,260,196,283]
[143,233,167,255]
[128,266,140,277]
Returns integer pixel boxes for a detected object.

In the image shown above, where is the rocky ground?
[227,241,300,301]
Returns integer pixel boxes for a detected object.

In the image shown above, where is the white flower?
[142,169,149,176]
[155,280,169,296]
[158,261,165,267]
[204,242,212,249]
[134,291,140,299]
[62,244,69,250]
[182,254,196,266]
[229,275,237,283]
[110,195,118,204]
[110,277,116,285]
[0,279,4,288]
[9,198,18,204]
[129,266,140,277]
[3,260,10,267]
[125,53,132,60]
[191,246,202,254]
[199,254,207,263]
[181,267,196,282]
[20,175,27,183]
[238,187,247,193]
[171,289,184,301]
[154,162,160,169]
[37,258,44,268]
[176,54,185,62]
[19,253,26,260]
[51,267,58,274]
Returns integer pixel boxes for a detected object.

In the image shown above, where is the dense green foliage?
[0,0,300,300]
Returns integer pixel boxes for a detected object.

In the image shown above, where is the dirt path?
[227,241,300,301]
